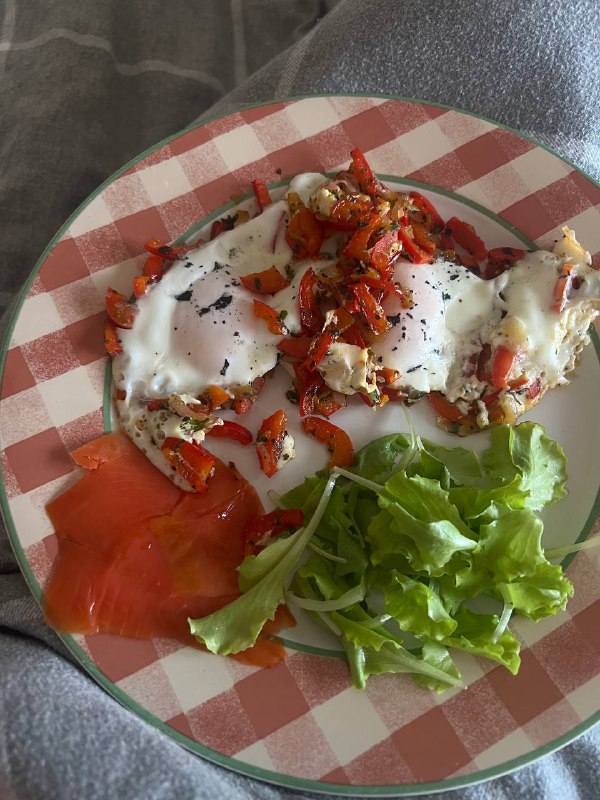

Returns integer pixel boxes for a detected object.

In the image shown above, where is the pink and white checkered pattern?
[1,96,599,791]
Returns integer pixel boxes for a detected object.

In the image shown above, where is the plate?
[1,95,599,795]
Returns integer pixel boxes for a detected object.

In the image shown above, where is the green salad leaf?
[188,422,574,693]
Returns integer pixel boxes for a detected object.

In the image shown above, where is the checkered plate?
[1,96,599,796]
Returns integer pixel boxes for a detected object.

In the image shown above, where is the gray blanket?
[0,1,599,798]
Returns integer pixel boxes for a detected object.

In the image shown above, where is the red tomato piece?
[143,254,166,280]
[133,275,152,299]
[302,417,354,469]
[161,438,216,493]
[105,287,136,329]
[256,410,288,478]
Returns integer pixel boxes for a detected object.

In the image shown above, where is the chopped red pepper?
[362,277,412,306]
[105,287,136,329]
[427,392,465,423]
[342,324,366,348]
[326,194,374,230]
[302,417,354,469]
[253,299,287,335]
[486,247,526,279]
[352,282,389,335]
[104,320,122,356]
[303,330,335,372]
[144,239,191,261]
[161,438,216,492]
[445,217,488,262]
[408,191,445,232]
[233,376,265,415]
[397,227,432,264]
[252,179,272,212]
[143,254,166,280]
[528,377,542,400]
[202,385,231,410]
[411,222,437,255]
[286,207,324,258]
[293,361,323,416]
[379,367,401,385]
[349,147,378,196]
[243,508,304,555]
[276,336,312,359]
[133,275,152,299]
[314,390,347,418]
[206,420,253,446]
[256,410,289,478]
[491,346,517,389]
[370,229,400,276]
[343,214,382,262]
[476,344,492,382]
[552,263,575,312]
[298,268,323,334]
[240,266,289,295]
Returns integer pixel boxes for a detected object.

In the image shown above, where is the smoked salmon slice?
[44,432,294,664]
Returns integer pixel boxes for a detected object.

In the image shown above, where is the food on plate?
[189,422,574,691]
[43,432,294,667]
[105,148,600,491]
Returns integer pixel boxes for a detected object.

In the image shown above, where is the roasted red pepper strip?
[411,222,437,255]
[161,438,216,492]
[240,266,289,295]
[349,147,378,196]
[104,320,122,356]
[491,346,517,389]
[370,229,400,275]
[343,214,382,262]
[253,299,287,335]
[243,508,304,555]
[302,417,354,469]
[486,247,526,279]
[105,287,136,329]
[342,324,366,348]
[314,390,347,418]
[552,263,575,312]
[294,362,323,416]
[352,282,389,335]
[303,330,336,372]
[286,208,324,258]
[327,194,373,230]
[408,191,445,232]
[362,277,411,305]
[397,227,432,264]
[206,420,253,446]
[276,336,312,359]
[298,267,323,333]
[427,392,465,423]
[256,410,289,477]
[446,217,488,262]
[252,179,272,212]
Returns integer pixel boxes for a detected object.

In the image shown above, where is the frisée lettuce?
[189,421,573,692]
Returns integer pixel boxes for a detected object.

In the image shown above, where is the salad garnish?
[189,420,575,692]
